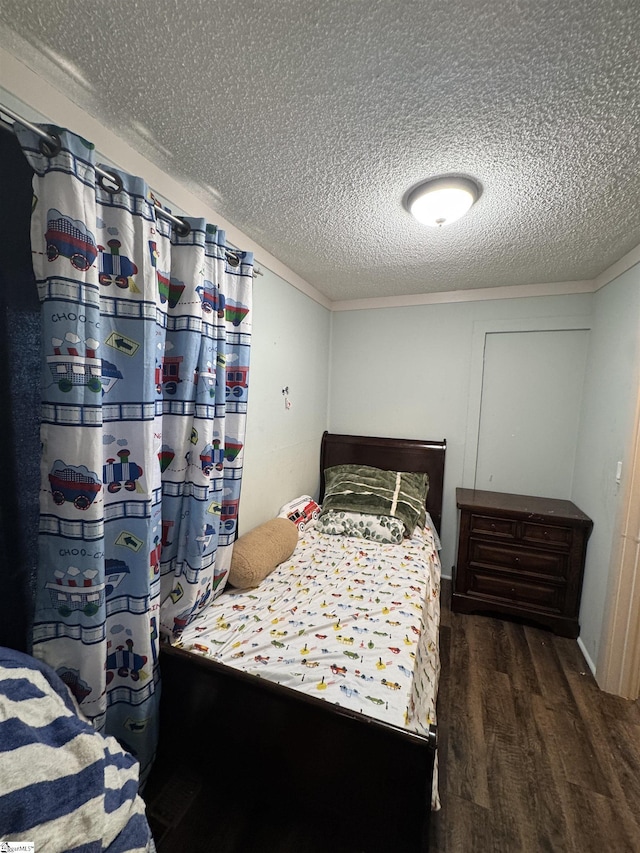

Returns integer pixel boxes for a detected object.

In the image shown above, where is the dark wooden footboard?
[158,643,436,853]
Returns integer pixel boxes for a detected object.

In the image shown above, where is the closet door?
[474,329,589,498]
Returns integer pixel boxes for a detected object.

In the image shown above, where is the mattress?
[178,522,441,737]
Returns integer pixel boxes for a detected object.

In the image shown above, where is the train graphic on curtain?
[45,209,139,292]
[45,208,98,271]
[47,333,123,395]
[48,449,144,509]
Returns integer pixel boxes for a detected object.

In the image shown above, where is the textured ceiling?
[1,0,640,302]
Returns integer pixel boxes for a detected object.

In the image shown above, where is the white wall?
[475,328,589,497]
[572,264,640,667]
[239,267,331,533]
[328,293,594,579]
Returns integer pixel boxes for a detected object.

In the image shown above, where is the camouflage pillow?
[321,464,429,537]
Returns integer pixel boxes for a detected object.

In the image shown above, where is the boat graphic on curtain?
[15,124,253,780]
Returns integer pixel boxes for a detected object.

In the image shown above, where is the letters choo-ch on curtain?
[16,125,253,779]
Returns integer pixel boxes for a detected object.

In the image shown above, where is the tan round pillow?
[228,517,299,589]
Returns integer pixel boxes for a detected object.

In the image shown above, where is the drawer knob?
[543,530,550,538]
[514,556,520,563]
[490,523,496,531]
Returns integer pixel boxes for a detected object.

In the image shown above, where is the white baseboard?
[577,636,597,677]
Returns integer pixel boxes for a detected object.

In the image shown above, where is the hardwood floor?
[431,580,640,852]
[143,579,640,852]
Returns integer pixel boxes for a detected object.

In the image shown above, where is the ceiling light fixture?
[405,175,480,227]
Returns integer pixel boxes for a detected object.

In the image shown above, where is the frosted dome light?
[406,176,480,227]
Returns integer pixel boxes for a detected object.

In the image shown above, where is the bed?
[157,431,446,853]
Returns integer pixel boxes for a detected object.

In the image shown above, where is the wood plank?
[549,783,640,853]
[481,674,565,851]
[494,619,543,694]
[484,728,537,850]
[429,794,491,853]
[509,688,573,853]
[607,719,640,831]
[524,626,578,710]
[562,669,640,843]
[530,691,612,797]
[444,615,490,808]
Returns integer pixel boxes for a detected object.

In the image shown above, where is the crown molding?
[330,279,597,312]
[329,242,640,312]
[592,243,640,291]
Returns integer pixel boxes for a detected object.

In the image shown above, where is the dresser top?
[456,488,593,526]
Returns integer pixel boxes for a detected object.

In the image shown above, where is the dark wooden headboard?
[319,431,447,535]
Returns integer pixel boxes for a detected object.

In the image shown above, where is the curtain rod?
[0,102,263,277]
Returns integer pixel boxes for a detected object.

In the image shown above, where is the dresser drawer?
[521,522,572,549]
[469,540,567,579]
[469,514,516,539]
[466,570,563,612]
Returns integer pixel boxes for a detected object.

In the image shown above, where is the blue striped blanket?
[0,647,155,852]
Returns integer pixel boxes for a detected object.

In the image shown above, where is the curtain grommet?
[226,251,240,267]
[39,132,62,158]
[98,171,123,195]
[175,218,191,237]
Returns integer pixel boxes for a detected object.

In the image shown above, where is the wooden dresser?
[452,488,593,637]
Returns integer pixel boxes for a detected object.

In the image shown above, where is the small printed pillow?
[278,495,321,533]
[316,510,405,544]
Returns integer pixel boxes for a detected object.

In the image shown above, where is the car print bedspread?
[178,523,441,739]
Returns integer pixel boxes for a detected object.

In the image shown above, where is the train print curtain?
[15,124,253,780]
